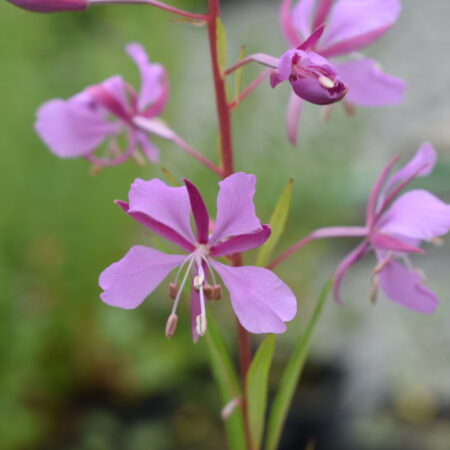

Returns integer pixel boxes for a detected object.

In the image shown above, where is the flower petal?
[378,258,439,313]
[334,59,405,106]
[126,43,167,112]
[383,143,437,196]
[381,190,450,241]
[210,225,271,258]
[370,231,424,253]
[211,261,297,334]
[209,173,262,244]
[99,246,185,309]
[128,178,196,244]
[333,241,369,304]
[320,0,401,57]
[136,131,160,164]
[116,201,195,253]
[184,179,210,244]
[281,0,303,46]
[35,92,120,158]
[292,0,316,41]
[286,92,304,146]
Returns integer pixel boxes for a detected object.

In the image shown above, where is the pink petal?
[370,231,424,254]
[286,92,304,146]
[381,190,450,241]
[7,0,88,12]
[333,242,369,304]
[334,59,405,106]
[35,92,120,158]
[136,131,160,164]
[383,143,436,195]
[209,173,262,244]
[126,43,167,112]
[210,225,271,258]
[184,179,210,245]
[99,245,185,309]
[378,258,439,313]
[116,201,195,252]
[281,0,303,46]
[292,0,316,41]
[128,178,196,244]
[320,0,401,57]
[211,261,297,334]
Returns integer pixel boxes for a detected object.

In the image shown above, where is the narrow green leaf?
[233,45,247,103]
[256,180,294,267]
[216,18,227,75]
[266,280,332,450]
[161,166,179,186]
[205,314,247,450]
[247,334,276,450]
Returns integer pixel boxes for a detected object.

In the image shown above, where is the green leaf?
[233,45,247,104]
[256,180,293,267]
[161,166,179,186]
[265,279,332,450]
[247,334,276,450]
[205,314,247,450]
[216,18,227,75]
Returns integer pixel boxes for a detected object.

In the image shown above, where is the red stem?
[207,2,252,448]
[229,70,270,111]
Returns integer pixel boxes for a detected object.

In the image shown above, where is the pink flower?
[6,0,88,12]
[99,173,297,340]
[35,43,170,167]
[312,143,450,313]
[281,0,406,144]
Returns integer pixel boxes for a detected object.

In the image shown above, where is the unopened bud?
[169,282,178,300]
[165,314,178,338]
[6,0,89,13]
[196,314,207,336]
[193,274,205,290]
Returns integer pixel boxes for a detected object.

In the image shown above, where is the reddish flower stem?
[207,2,252,448]
[229,70,270,111]
[90,0,208,20]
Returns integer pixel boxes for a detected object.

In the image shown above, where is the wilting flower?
[99,172,297,340]
[35,43,171,167]
[280,0,405,144]
[304,143,450,313]
[6,0,88,12]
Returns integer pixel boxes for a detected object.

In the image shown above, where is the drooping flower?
[99,172,297,340]
[301,143,450,313]
[280,0,406,144]
[6,0,88,12]
[35,43,171,167]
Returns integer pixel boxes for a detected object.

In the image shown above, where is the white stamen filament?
[319,75,335,89]
[195,255,208,336]
[201,255,218,286]
[170,255,196,316]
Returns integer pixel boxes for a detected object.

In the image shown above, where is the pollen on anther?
[165,314,178,338]
[169,282,178,300]
[319,75,335,89]
[193,274,205,290]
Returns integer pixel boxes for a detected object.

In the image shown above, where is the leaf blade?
[266,279,332,450]
[247,334,276,450]
[256,180,293,267]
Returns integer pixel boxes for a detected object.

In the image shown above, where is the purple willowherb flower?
[35,43,172,167]
[6,0,88,12]
[302,143,450,313]
[280,0,405,144]
[99,172,297,340]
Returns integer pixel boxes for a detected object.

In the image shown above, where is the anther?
[193,274,205,290]
[165,314,178,338]
[370,275,379,304]
[319,75,335,89]
[196,314,207,336]
[169,282,178,300]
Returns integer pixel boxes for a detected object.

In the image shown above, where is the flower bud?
[271,48,347,105]
[6,0,88,13]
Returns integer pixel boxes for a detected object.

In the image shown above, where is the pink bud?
[6,0,88,13]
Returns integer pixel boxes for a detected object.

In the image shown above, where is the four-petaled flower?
[312,143,450,312]
[35,43,171,167]
[280,0,406,144]
[99,172,297,340]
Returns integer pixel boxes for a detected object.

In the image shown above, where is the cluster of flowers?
[8,0,450,341]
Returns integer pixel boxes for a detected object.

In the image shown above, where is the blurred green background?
[1,0,450,449]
